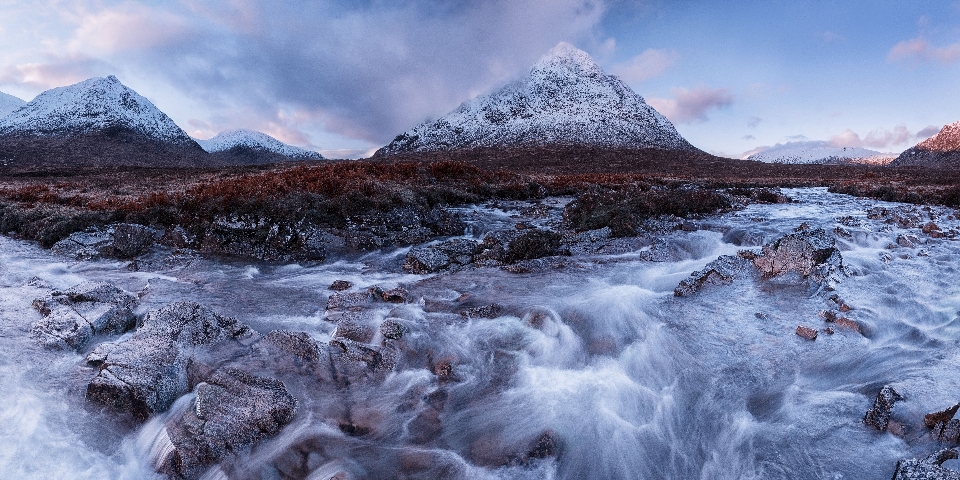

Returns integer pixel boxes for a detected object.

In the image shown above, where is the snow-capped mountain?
[375,42,697,156]
[0,91,26,119]
[745,141,895,165]
[197,129,323,160]
[0,76,195,145]
[891,121,960,167]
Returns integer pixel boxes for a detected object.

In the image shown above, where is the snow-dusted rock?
[376,42,696,155]
[745,141,895,165]
[0,91,26,119]
[31,281,137,350]
[892,121,960,167]
[891,449,960,480]
[0,76,194,144]
[196,129,323,160]
[85,302,255,420]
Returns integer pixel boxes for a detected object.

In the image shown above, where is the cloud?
[888,37,960,65]
[916,124,941,139]
[610,48,678,83]
[742,134,755,140]
[828,125,922,150]
[0,54,111,90]
[827,129,862,148]
[747,116,762,128]
[647,86,734,124]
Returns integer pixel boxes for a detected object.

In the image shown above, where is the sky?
[0,0,958,158]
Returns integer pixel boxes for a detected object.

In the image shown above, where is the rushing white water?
[1,188,959,479]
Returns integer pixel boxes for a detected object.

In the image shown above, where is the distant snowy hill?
[0,76,195,145]
[0,92,26,119]
[891,121,960,167]
[745,141,895,165]
[375,42,696,156]
[197,129,323,161]
[0,75,209,170]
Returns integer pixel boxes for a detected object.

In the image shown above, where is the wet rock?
[403,246,452,273]
[897,234,921,248]
[892,449,960,480]
[333,317,376,343]
[50,228,114,260]
[329,338,382,369]
[158,368,297,479]
[31,281,137,350]
[324,291,374,323]
[926,404,960,442]
[380,319,408,340]
[795,325,818,340]
[863,385,904,431]
[502,228,563,264]
[561,227,612,256]
[473,230,520,266]
[111,223,156,258]
[674,254,755,296]
[381,287,408,303]
[753,228,843,281]
[329,280,353,291]
[85,302,255,420]
[829,294,853,312]
[924,222,946,238]
[460,304,504,319]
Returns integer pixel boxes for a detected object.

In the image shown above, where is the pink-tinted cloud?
[610,48,678,83]
[827,129,862,148]
[828,125,924,150]
[0,54,110,91]
[648,86,734,124]
[888,37,960,65]
[916,124,941,139]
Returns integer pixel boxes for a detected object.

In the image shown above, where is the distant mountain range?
[0,77,322,171]
[376,42,696,156]
[196,129,323,164]
[891,121,960,167]
[745,141,896,165]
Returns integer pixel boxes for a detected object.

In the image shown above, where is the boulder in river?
[752,228,842,280]
[891,449,960,480]
[31,281,137,350]
[863,385,904,432]
[157,368,297,479]
[85,301,255,420]
[674,254,755,296]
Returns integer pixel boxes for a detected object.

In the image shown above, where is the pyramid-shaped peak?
[0,75,195,145]
[376,42,696,156]
[533,42,603,76]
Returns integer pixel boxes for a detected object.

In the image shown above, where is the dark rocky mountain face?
[376,42,697,156]
[891,121,960,168]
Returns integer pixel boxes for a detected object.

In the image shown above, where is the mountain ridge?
[197,129,323,161]
[891,121,960,167]
[375,42,697,156]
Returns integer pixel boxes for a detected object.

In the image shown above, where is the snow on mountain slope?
[891,121,960,167]
[196,129,323,159]
[376,42,696,156]
[745,141,895,165]
[0,92,26,119]
[0,76,194,144]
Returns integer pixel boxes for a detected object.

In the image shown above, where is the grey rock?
[50,229,113,259]
[674,254,755,297]
[403,246,451,273]
[111,223,156,258]
[85,302,254,420]
[863,385,904,431]
[753,228,842,279]
[892,449,960,480]
[31,281,137,350]
[158,368,297,479]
